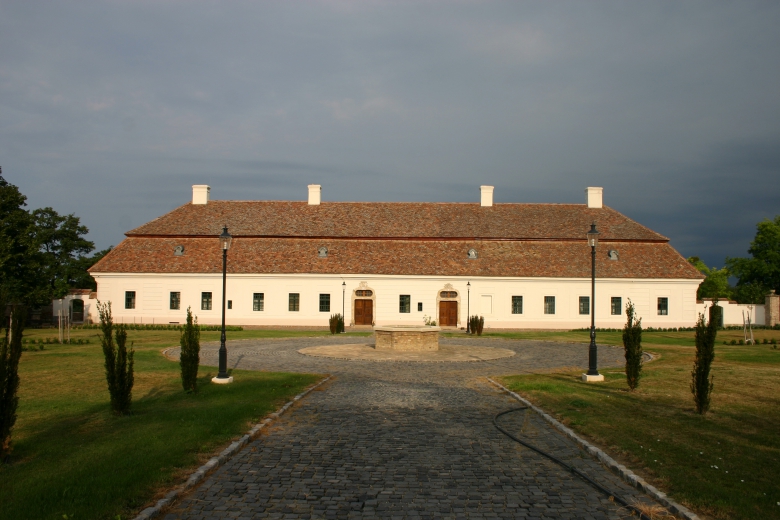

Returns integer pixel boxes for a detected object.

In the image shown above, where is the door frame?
[436,283,461,327]
[351,281,376,326]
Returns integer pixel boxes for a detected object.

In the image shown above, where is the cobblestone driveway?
[164,337,659,519]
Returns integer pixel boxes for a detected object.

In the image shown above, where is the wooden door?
[354,299,373,325]
[439,301,458,327]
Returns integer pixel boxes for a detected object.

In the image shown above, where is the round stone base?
[298,344,515,362]
[212,376,234,384]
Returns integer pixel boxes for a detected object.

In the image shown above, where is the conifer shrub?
[97,301,135,415]
[468,315,485,336]
[691,309,718,415]
[622,299,643,391]
[0,306,26,462]
[179,307,201,393]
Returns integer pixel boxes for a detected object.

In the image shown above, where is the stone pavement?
[163,337,662,519]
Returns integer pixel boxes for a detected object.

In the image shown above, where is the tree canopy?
[0,169,103,306]
[687,257,732,301]
[726,216,780,304]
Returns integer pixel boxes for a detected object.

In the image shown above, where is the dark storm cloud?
[2,1,779,269]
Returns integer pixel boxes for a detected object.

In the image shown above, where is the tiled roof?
[90,237,703,279]
[127,201,667,241]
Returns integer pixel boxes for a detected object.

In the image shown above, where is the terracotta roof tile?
[127,201,667,241]
[90,237,703,279]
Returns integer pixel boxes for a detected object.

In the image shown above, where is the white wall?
[695,299,765,326]
[51,294,99,323]
[91,273,702,329]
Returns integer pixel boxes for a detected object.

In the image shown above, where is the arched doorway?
[71,299,85,323]
[352,282,376,326]
[437,284,460,327]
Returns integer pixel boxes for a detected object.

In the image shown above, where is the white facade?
[695,299,765,327]
[93,272,703,329]
[52,291,99,324]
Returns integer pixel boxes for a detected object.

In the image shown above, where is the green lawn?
[498,329,780,520]
[0,328,337,520]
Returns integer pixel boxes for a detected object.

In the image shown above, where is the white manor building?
[88,184,706,329]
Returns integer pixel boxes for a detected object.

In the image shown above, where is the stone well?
[374,326,441,351]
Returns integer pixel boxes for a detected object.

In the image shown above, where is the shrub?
[730,339,736,345]
[738,339,744,345]
[328,314,345,334]
[179,307,200,393]
[691,310,717,414]
[97,301,135,415]
[622,299,643,391]
[0,306,26,461]
[772,338,777,345]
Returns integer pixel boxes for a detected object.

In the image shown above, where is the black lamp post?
[213,226,233,384]
[342,281,346,333]
[466,281,471,333]
[584,222,603,381]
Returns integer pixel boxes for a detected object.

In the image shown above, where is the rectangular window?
[418,302,423,312]
[289,293,300,312]
[544,296,555,315]
[399,295,411,313]
[579,296,590,315]
[319,293,331,312]
[658,297,669,316]
[511,296,523,314]
[253,293,264,312]
[169,291,181,310]
[201,292,212,311]
[227,300,232,310]
[125,291,136,310]
[611,297,622,315]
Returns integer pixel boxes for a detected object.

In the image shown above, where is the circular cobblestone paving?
[163,336,663,519]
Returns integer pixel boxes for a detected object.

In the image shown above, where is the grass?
[498,328,780,520]
[0,327,342,520]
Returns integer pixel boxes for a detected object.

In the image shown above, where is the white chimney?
[480,185,494,207]
[586,187,603,208]
[308,184,321,205]
[192,185,210,205]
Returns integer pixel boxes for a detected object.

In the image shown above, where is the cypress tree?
[98,301,134,415]
[691,306,718,414]
[622,299,643,390]
[179,307,200,393]
[0,306,26,461]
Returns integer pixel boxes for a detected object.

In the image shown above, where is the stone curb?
[132,375,332,520]
[486,378,699,520]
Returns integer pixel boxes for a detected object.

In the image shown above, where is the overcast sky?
[2,1,779,269]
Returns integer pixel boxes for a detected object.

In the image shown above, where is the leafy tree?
[726,216,780,303]
[97,301,134,415]
[687,257,733,301]
[622,299,643,391]
[0,170,43,306]
[180,307,200,393]
[32,207,95,298]
[691,307,718,414]
[69,247,112,291]
[0,306,26,462]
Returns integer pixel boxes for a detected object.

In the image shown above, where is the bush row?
[724,338,777,345]
[73,323,243,332]
[572,324,780,333]
[22,337,92,345]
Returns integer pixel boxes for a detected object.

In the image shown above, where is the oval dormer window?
[467,248,478,259]
[608,250,619,261]
[174,245,185,256]
[440,291,458,299]
[318,246,328,258]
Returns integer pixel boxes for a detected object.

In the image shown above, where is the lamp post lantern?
[213,226,233,384]
[466,281,471,333]
[583,222,604,382]
[342,281,346,333]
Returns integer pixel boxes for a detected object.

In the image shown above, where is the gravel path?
[163,337,660,519]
